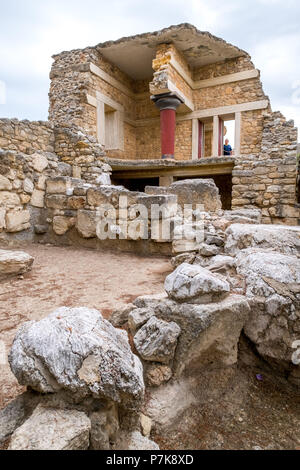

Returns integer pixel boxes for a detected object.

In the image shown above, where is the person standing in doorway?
[223,139,233,156]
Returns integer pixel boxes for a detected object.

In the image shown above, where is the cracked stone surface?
[165,263,230,304]
[225,224,300,257]
[235,249,300,382]
[134,316,181,364]
[8,405,91,450]
[9,307,145,410]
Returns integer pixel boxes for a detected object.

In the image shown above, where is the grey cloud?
[0,0,299,131]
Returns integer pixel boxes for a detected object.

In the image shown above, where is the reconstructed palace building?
[0,24,299,232]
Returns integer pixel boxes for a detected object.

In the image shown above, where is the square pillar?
[235,111,241,155]
[192,119,199,160]
[96,100,105,146]
[212,115,219,157]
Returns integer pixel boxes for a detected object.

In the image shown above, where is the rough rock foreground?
[6,307,159,450]
[2,222,300,450]
[5,260,252,449]
[9,307,144,410]
[0,250,34,279]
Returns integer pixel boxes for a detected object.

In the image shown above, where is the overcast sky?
[0,0,299,139]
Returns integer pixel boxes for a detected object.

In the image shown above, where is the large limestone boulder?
[145,178,222,212]
[225,224,300,257]
[87,186,140,208]
[115,430,159,450]
[5,210,31,232]
[0,392,40,445]
[143,377,198,429]
[154,295,250,375]
[235,249,300,381]
[133,317,181,364]
[76,210,98,238]
[53,215,75,235]
[0,250,34,278]
[223,209,262,225]
[165,263,230,304]
[128,307,154,333]
[8,405,91,450]
[32,154,48,173]
[131,293,250,376]
[9,307,145,410]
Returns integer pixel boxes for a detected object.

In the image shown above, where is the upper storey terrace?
[49,23,270,162]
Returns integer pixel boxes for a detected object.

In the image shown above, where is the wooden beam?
[194,69,259,89]
[177,100,269,121]
[87,93,269,129]
[112,162,234,180]
[96,100,105,146]
[90,61,260,99]
[96,91,124,113]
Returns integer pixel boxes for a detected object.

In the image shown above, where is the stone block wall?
[53,123,111,184]
[232,112,300,225]
[49,49,98,132]
[136,123,161,161]
[192,56,270,157]
[49,48,139,160]
[150,47,270,159]
[151,43,194,103]
[41,178,178,255]
[0,149,64,237]
[0,119,55,154]
[240,109,265,155]
[175,121,192,160]
[0,118,112,240]
[192,56,253,80]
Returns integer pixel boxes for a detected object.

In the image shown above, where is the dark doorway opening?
[112,177,160,193]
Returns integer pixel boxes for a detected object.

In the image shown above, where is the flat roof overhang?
[105,156,235,180]
[95,24,248,80]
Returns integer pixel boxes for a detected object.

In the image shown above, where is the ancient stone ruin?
[0,24,299,451]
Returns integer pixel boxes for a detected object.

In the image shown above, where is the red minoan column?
[151,93,183,159]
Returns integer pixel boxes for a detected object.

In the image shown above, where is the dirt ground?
[0,243,171,410]
[0,243,299,450]
[153,339,300,450]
